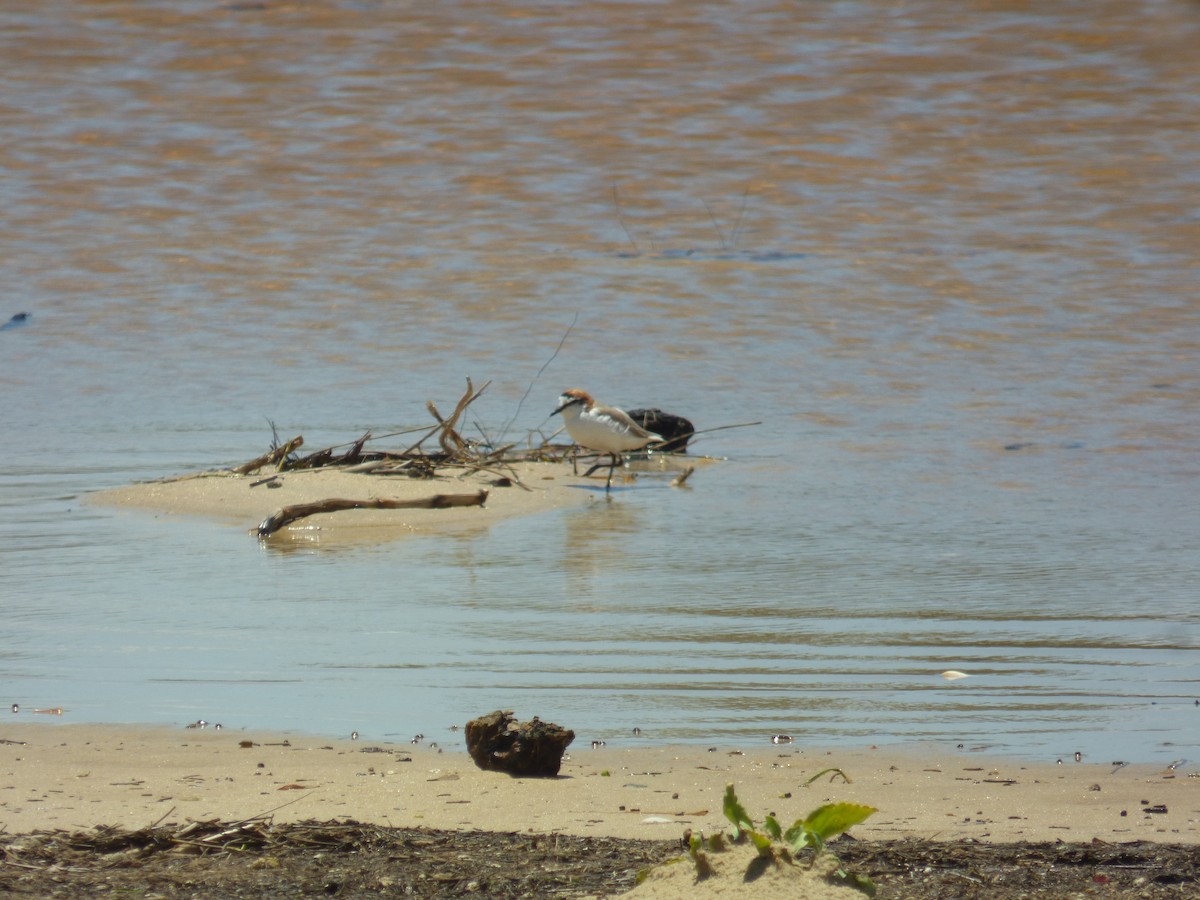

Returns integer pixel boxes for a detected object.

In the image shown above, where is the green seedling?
[679,782,877,895]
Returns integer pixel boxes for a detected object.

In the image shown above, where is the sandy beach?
[3,722,1195,845]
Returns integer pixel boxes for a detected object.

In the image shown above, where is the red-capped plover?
[553,388,663,491]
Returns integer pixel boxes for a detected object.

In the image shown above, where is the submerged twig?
[671,466,695,487]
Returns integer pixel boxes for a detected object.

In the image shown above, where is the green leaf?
[749,830,773,855]
[802,803,877,842]
[763,814,782,841]
[783,822,813,851]
[722,783,755,837]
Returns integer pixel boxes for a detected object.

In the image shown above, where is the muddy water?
[1,0,1198,761]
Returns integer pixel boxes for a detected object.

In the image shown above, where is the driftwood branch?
[256,490,489,537]
[397,379,491,459]
[438,377,490,456]
[233,436,303,475]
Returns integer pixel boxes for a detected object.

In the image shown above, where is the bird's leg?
[582,459,607,478]
[605,453,618,491]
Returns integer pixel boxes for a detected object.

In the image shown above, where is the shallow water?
[1,0,1198,763]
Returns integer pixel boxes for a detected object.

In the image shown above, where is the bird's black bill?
[552,395,585,416]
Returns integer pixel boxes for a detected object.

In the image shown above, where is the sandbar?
[86,461,656,541]
[2,723,1195,845]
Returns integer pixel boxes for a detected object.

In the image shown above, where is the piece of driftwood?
[256,490,489,538]
[427,378,489,457]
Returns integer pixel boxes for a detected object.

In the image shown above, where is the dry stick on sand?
[429,377,491,457]
[232,436,304,475]
[393,378,488,461]
[241,381,512,538]
[256,491,489,538]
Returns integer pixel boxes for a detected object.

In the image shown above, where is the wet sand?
[2,723,1195,845]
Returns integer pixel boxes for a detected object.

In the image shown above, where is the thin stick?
[205,790,318,832]
[149,805,177,829]
[324,425,433,449]
[444,460,533,491]
[472,418,496,453]
[397,422,445,457]
[497,313,578,442]
[688,420,762,438]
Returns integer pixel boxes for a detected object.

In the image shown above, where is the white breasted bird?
[552,388,662,491]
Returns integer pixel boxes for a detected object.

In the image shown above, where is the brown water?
[1,0,1198,761]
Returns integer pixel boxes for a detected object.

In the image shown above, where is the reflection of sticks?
[730,186,751,250]
[704,199,728,250]
[612,184,640,254]
[705,188,751,251]
[256,491,489,537]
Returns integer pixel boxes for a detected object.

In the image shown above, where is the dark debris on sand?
[1,820,1197,898]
